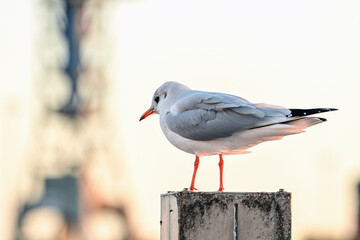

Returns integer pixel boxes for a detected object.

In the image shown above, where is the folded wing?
[166,91,292,141]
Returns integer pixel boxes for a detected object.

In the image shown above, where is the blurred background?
[0,0,359,239]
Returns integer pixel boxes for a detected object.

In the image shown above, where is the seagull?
[139,81,337,192]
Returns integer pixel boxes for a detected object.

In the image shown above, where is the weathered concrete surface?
[161,190,291,240]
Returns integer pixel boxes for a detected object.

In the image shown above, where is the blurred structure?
[304,182,360,240]
[354,183,360,240]
[16,0,136,239]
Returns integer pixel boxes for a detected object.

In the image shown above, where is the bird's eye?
[154,96,160,103]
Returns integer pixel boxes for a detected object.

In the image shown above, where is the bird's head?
[139,81,189,121]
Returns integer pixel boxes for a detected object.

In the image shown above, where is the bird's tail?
[225,117,325,154]
[283,117,326,129]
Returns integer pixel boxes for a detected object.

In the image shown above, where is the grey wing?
[166,92,291,141]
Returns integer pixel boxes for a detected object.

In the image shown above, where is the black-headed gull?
[139,81,337,191]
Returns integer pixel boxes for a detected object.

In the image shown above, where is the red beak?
[139,108,154,121]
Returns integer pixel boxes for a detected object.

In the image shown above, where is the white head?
[139,81,189,121]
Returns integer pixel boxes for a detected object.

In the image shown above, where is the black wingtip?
[289,108,338,117]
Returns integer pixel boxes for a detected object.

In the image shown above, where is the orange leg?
[189,156,200,191]
[218,154,224,192]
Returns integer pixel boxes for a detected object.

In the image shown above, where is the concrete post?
[161,190,291,240]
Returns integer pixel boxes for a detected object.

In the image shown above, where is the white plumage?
[140,81,337,191]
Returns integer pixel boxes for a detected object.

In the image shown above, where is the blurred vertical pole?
[57,0,84,118]
[354,183,360,240]
[16,0,137,239]
[16,1,86,238]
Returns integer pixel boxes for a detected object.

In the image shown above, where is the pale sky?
[1,0,360,239]
[114,0,360,239]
